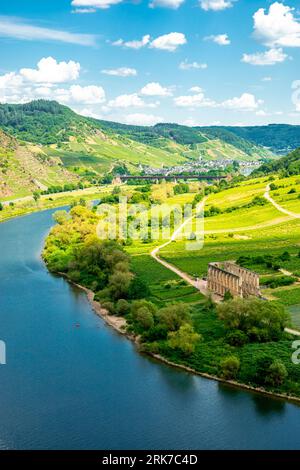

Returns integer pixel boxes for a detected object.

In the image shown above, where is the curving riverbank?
[59,272,300,407]
[3,208,300,449]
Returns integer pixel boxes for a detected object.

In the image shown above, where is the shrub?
[101,301,116,315]
[263,275,295,289]
[158,303,191,332]
[226,330,248,347]
[130,300,157,332]
[115,299,130,316]
[266,360,288,387]
[167,324,201,356]
[220,356,240,380]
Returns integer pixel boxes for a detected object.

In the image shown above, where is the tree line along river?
[0,208,300,449]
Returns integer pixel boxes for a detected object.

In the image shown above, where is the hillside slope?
[0,101,273,177]
[253,147,300,176]
[212,124,300,155]
[0,129,77,199]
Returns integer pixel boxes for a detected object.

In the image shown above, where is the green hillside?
[254,147,300,177]
[0,128,77,199]
[214,124,300,155]
[0,101,273,172]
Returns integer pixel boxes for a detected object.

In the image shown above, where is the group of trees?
[254,147,300,177]
[217,297,289,343]
[237,251,292,273]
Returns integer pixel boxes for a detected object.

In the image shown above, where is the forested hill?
[0,100,99,145]
[208,124,300,155]
[0,100,271,161]
[253,147,300,176]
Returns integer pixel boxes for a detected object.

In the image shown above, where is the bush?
[220,356,240,380]
[115,299,130,316]
[101,301,116,315]
[158,303,191,332]
[130,300,157,332]
[266,360,288,387]
[226,330,248,347]
[167,323,201,356]
[127,276,150,299]
[263,275,295,289]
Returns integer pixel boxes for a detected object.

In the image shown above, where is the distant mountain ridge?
[0,100,271,159]
[207,124,300,155]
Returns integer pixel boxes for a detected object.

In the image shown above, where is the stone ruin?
[207,261,260,298]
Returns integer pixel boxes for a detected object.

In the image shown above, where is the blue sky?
[0,0,300,126]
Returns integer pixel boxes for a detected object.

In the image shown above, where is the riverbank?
[0,186,113,224]
[59,272,300,407]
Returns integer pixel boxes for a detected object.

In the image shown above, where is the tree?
[168,323,201,355]
[223,290,233,301]
[33,191,41,202]
[266,360,288,387]
[130,300,157,331]
[53,210,69,225]
[128,276,150,299]
[116,299,130,316]
[226,330,248,347]
[220,356,240,380]
[158,303,191,332]
[0,202,3,211]
[108,271,133,300]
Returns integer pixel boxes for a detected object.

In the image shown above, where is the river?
[0,209,300,450]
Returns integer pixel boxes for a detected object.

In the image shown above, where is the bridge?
[116,174,227,183]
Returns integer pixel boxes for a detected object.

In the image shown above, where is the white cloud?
[108,93,146,108]
[72,8,97,13]
[0,72,23,90]
[262,76,272,82]
[78,108,102,119]
[190,86,203,93]
[174,92,216,108]
[221,93,263,110]
[112,32,186,52]
[71,0,123,9]
[68,85,106,104]
[179,60,207,70]
[174,89,262,111]
[140,82,172,97]
[150,32,187,51]
[0,16,95,46]
[20,57,81,84]
[112,35,150,49]
[242,48,287,66]
[0,58,106,108]
[124,113,163,126]
[101,67,137,77]
[205,34,231,46]
[150,0,184,9]
[200,0,234,11]
[253,2,300,48]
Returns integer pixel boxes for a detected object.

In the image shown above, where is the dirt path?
[285,328,300,337]
[150,199,209,297]
[264,184,300,219]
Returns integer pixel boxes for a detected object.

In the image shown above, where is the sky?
[0,0,300,126]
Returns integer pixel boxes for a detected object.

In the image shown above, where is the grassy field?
[270,175,300,213]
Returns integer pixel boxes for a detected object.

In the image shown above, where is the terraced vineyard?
[156,175,300,328]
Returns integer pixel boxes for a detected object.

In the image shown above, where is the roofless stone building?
[207,262,260,298]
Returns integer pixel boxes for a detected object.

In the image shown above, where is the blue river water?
[0,209,300,450]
